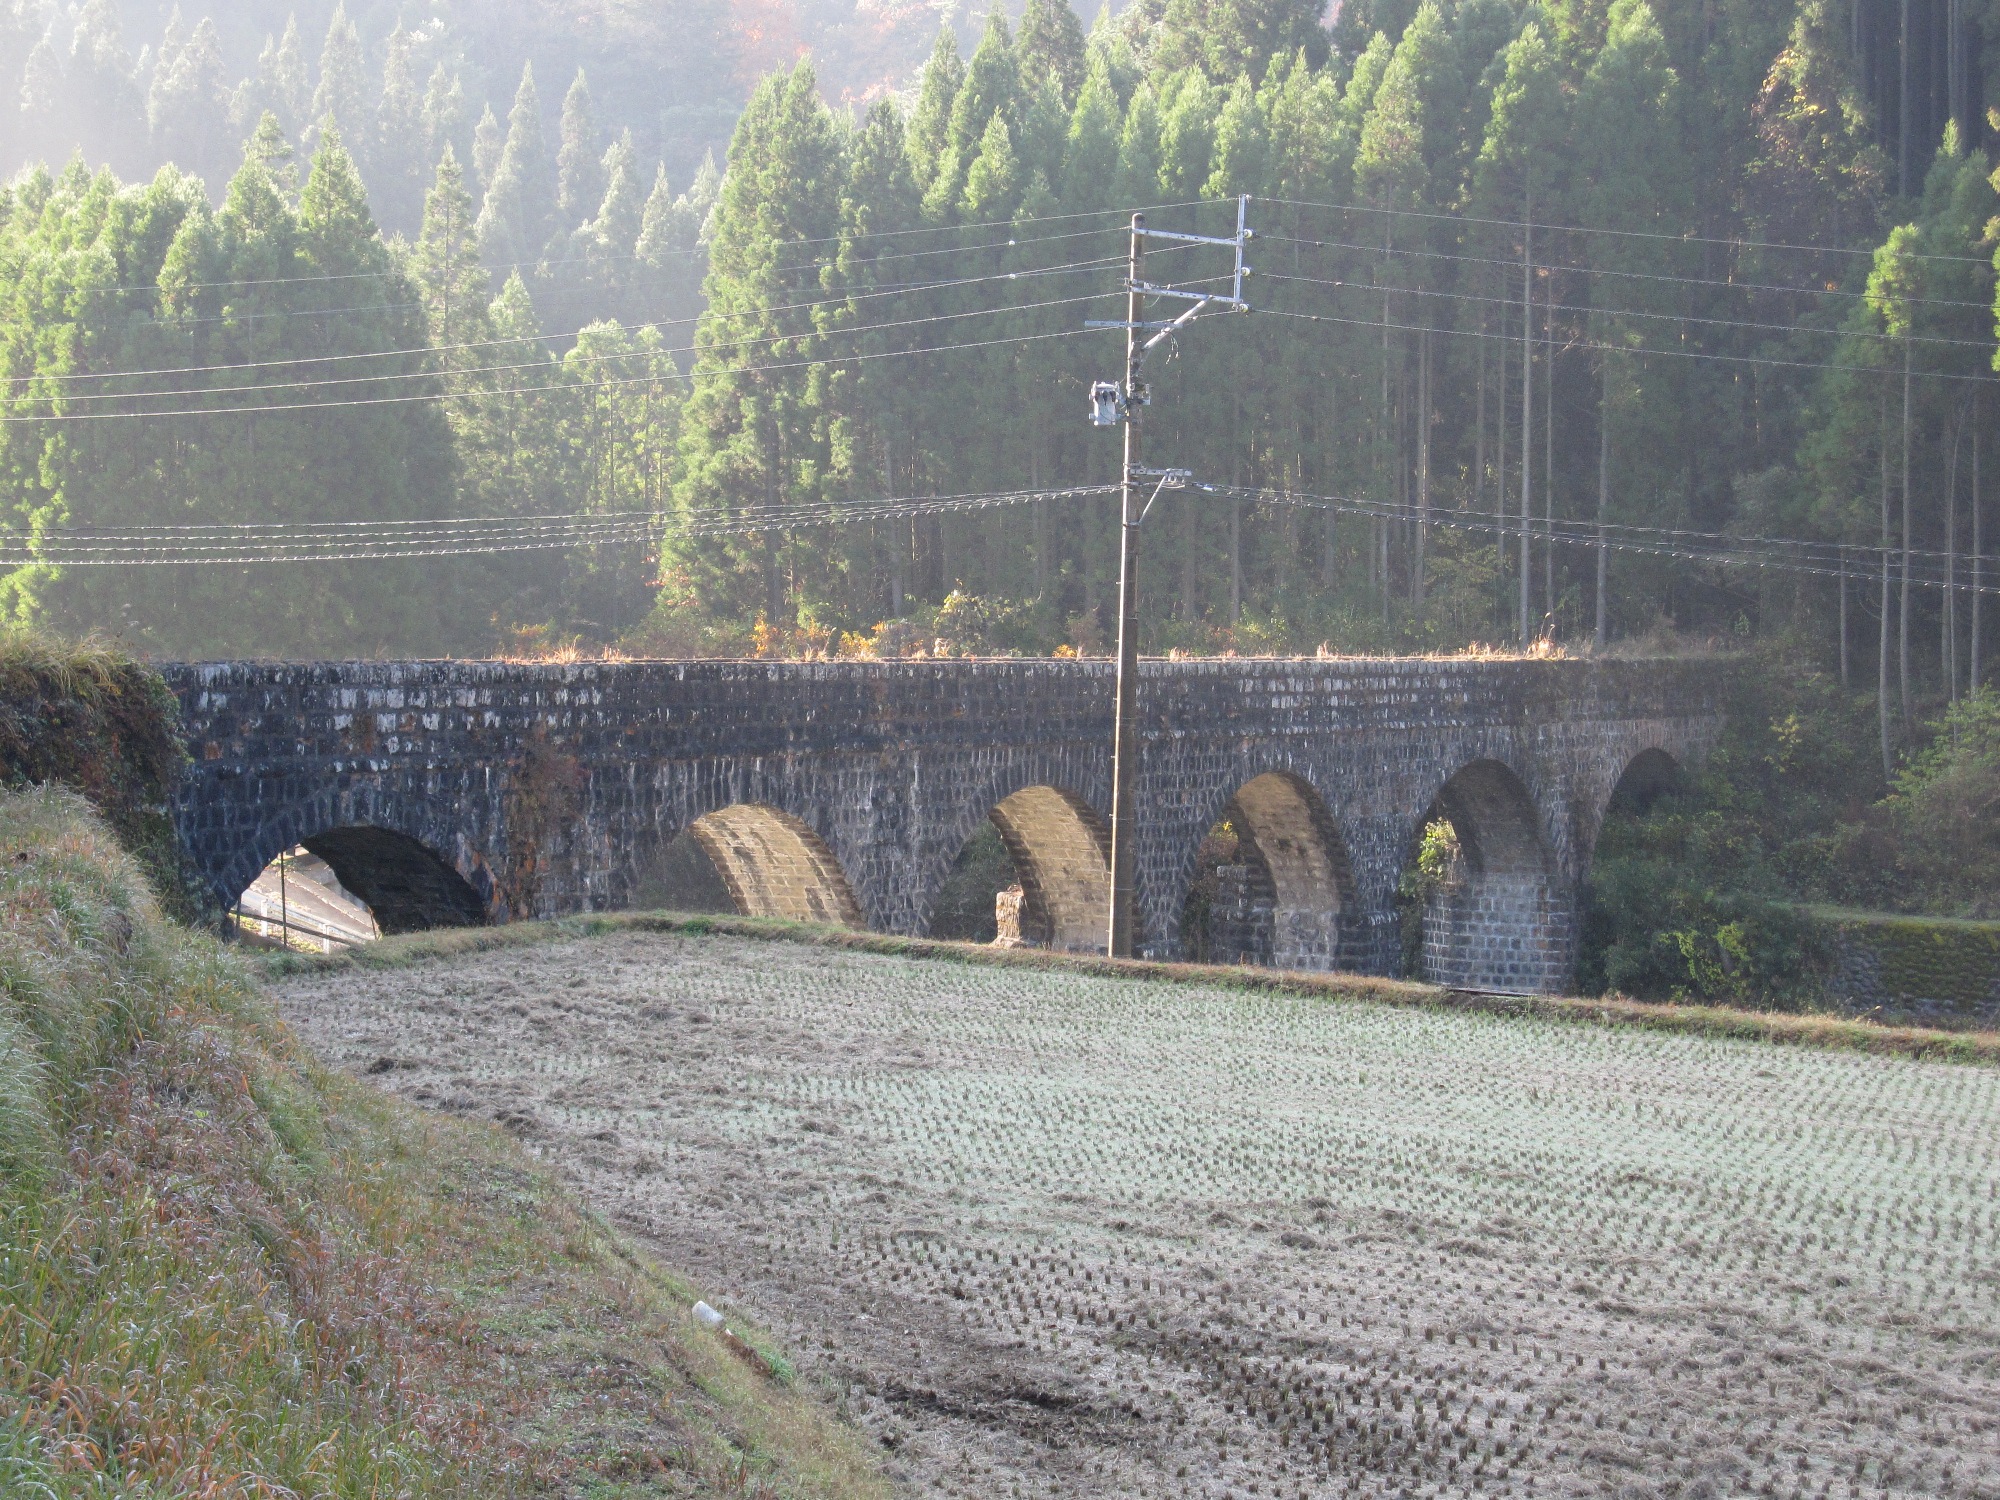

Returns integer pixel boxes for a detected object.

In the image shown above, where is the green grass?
[267,907,2000,1065]
[0,787,888,1499]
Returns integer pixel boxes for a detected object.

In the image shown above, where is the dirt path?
[276,932,2000,1499]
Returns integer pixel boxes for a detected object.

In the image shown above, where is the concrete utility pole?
[1108,215,1146,961]
[1092,198,1252,958]
[1520,209,1533,648]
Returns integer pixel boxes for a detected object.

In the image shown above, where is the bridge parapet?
[165,655,1728,991]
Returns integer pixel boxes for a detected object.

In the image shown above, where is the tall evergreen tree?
[374,24,427,235]
[556,69,602,229]
[477,64,556,272]
[150,15,231,188]
[66,0,146,174]
[907,31,965,200]
[673,62,842,623]
[1061,57,1123,209]
[929,9,1022,220]
[234,15,312,142]
[472,103,503,193]
[308,4,368,159]
[422,65,464,180]
[1155,0,1331,82]
[1018,0,1089,108]
[413,143,491,355]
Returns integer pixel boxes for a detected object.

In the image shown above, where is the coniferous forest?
[0,0,1995,681]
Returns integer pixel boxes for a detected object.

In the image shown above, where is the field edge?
[265,909,2000,1065]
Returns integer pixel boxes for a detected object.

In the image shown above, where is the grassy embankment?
[270,907,2000,1066]
[0,785,886,1499]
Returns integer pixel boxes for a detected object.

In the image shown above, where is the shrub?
[1885,690,2000,914]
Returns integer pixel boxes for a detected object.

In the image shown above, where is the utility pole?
[1108,214,1146,962]
[1091,198,1252,958]
[1520,209,1533,648]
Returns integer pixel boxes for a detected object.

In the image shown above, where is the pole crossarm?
[1131,284,1248,307]
[1132,226,1246,249]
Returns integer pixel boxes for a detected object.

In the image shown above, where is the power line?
[0,315,1119,423]
[0,485,1117,565]
[49,200,1197,301]
[1253,230,1996,313]
[1254,193,1999,267]
[1255,304,2000,387]
[17,238,1205,400]
[1258,269,2000,355]
[1207,483,1999,595]
[24,264,1136,406]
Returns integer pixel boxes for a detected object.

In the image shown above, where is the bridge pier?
[166,657,1724,994]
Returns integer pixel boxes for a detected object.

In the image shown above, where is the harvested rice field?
[277,932,2000,1500]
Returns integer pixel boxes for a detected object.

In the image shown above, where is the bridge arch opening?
[1403,760,1569,994]
[234,827,481,946]
[1607,747,1685,817]
[930,787,1110,952]
[1182,772,1353,970]
[631,804,864,927]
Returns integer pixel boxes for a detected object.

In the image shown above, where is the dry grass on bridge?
[276,932,2000,1500]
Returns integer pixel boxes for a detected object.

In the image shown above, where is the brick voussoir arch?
[218,788,493,932]
[625,759,870,926]
[1159,759,1360,971]
[912,750,1114,945]
[1412,755,1572,994]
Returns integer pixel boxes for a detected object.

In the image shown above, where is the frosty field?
[277,933,2000,1499]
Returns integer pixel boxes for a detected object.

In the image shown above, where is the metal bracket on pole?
[1081,196,1254,432]
[1129,467,1192,526]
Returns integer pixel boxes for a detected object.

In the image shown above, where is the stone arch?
[290,826,486,934]
[1412,758,1570,994]
[217,791,496,932]
[686,803,864,927]
[1607,746,1684,817]
[984,786,1111,954]
[1187,771,1357,971]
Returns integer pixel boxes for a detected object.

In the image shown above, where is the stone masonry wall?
[163,656,1726,990]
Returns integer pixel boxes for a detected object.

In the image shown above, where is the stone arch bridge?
[163,657,1726,993]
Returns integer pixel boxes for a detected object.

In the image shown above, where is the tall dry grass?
[0,786,890,1499]
[0,786,491,1496]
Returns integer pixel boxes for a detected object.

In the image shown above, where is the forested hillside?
[662,0,1999,684]
[0,0,1996,676]
[0,0,950,201]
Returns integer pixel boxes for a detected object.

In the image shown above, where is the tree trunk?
[1880,389,1894,778]
[1496,269,1508,629]
[1473,314,1487,522]
[1946,402,1963,701]
[1975,399,1984,695]
[1596,356,1609,651]
[1899,342,1912,733]
[764,429,785,627]
[1414,329,1429,610]
[1229,401,1243,628]
[1543,273,1555,631]
[1839,551,1849,689]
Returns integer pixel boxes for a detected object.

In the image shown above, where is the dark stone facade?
[162,656,1726,991]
